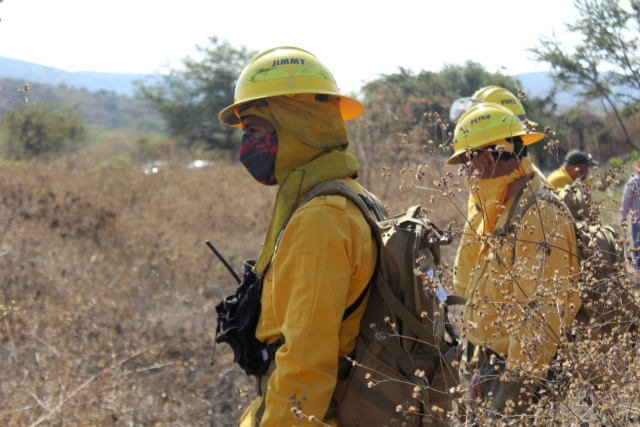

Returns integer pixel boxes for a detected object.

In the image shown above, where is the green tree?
[136,37,256,153]
[1,102,86,158]
[440,61,519,99]
[531,0,640,151]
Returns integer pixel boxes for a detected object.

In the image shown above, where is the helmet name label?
[501,99,517,105]
[271,58,306,67]
[470,114,490,126]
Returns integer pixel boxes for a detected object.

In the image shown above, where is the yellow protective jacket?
[239,178,376,427]
[547,166,572,189]
[454,171,581,377]
[236,95,377,426]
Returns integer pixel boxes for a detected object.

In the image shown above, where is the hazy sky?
[0,0,580,94]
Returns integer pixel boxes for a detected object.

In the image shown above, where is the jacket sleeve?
[506,206,581,378]
[621,180,633,220]
[259,195,375,426]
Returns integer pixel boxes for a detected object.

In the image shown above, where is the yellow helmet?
[218,46,364,126]
[446,103,544,165]
[472,86,539,127]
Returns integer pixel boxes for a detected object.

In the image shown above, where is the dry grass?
[0,150,272,426]
[3,130,634,426]
[0,144,461,426]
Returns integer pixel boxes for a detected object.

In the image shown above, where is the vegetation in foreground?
[0,150,264,426]
[0,136,459,426]
[0,126,635,425]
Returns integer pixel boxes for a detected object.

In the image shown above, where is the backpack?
[498,185,626,274]
[494,186,639,381]
[298,181,465,427]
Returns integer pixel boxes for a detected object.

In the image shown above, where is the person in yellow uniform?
[449,86,550,363]
[547,149,598,189]
[217,46,377,427]
[448,103,581,417]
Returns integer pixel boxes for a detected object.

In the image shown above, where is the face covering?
[239,132,278,186]
[464,157,531,234]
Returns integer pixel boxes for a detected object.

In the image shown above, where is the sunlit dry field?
[1,139,634,426]
[0,145,465,426]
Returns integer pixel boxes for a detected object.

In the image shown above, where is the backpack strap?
[361,187,389,220]
[299,180,386,232]
[493,189,539,238]
[492,187,552,265]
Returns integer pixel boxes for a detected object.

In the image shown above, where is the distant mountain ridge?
[0,57,154,97]
[516,72,582,105]
[0,55,565,101]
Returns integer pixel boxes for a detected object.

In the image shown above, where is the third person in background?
[547,149,598,189]
[621,161,640,270]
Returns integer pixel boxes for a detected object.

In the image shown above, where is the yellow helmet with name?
[446,103,544,165]
[448,86,539,127]
[472,86,538,127]
[218,46,364,127]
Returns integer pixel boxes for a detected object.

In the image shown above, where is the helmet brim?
[446,132,545,166]
[218,93,365,127]
[522,131,545,146]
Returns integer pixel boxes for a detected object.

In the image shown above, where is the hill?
[0,78,164,131]
[0,56,155,97]
[514,71,557,98]
[1,56,567,104]
[516,71,582,105]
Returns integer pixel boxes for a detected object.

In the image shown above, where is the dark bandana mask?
[239,132,278,186]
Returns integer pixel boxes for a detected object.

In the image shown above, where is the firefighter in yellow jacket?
[547,149,598,189]
[449,103,582,415]
[218,46,377,427]
[448,86,551,325]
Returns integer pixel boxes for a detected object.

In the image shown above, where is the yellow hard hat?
[218,46,364,127]
[472,86,539,127]
[446,103,544,165]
